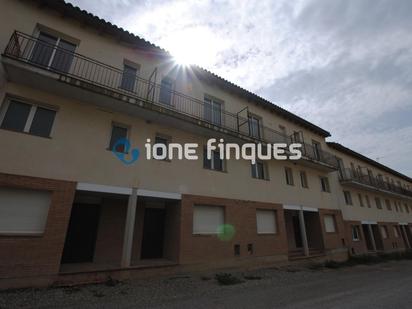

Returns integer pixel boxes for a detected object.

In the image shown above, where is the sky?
[68,0,412,177]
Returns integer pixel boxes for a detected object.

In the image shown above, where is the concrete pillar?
[121,187,137,268]
[367,224,377,251]
[298,208,309,256]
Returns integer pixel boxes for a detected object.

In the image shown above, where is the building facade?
[0,0,411,289]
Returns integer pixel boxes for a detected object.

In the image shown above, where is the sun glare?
[162,28,222,67]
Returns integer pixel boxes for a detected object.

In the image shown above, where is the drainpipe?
[298,207,310,256]
[121,187,138,268]
[367,224,377,252]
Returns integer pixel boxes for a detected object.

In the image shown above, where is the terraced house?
[0,0,411,290]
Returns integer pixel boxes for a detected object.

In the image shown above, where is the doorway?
[292,214,303,248]
[61,203,100,263]
[141,208,166,259]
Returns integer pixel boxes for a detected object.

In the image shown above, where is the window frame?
[251,161,268,180]
[324,215,337,233]
[154,133,172,161]
[248,113,262,139]
[256,209,277,235]
[192,205,224,235]
[204,95,223,126]
[300,171,309,188]
[320,176,330,193]
[203,148,225,172]
[352,225,361,241]
[285,167,294,186]
[108,122,129,153]
[344,191,353,205]
[375,197,383,209]
[0,96,57,138]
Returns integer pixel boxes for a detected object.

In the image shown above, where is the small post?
[121,187,137,268]
[298,207,309,256]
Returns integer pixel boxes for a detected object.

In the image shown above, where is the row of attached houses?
[0,0,411,289]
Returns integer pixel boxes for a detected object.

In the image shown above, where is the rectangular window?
[320,176,330,192]
[344,191,353,205]
[154,134,170,160]
[352,225,360,241]
[365,195,371,208]
[385,199,392,211]
[0,187,51,235]
[252,161,267,180]
[31,31,76,73]
[256,209,277,234]
[285,167,294,186]
[204,96,222,125]
[300,171,308,188]
[380,226,388,239]
[193,205,224,234]
[405,203,410,213]
[159,77,173,105]
[358,194,364,207]
[312,140,322,160]
[393,226,400,238]
[120,64,138,92]
[293,131,302,143]
[248,114,261,138]
[203,148,224,172]
[375,197,382,209]
[109,124,128,153]
[0,98,56,137]
[324,215,336,233]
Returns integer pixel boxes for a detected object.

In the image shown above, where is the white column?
[121,187,137,268]
[298,207,309,256]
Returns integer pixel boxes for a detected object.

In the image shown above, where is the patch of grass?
[215,273,244,285]
[105,276,120,287]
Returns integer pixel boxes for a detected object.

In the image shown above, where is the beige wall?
[0,0,411,226]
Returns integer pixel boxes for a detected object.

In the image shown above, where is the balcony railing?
[339,168,412,198]
[3,31,338,168]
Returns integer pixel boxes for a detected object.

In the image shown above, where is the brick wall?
[318,209,346,251]
[179,194,288,264]
[344,220,368,255]
[0,173,76,279]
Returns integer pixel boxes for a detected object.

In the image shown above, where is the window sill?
[0,232,44,237]
[252,177,270,181]
[0,127,52,139]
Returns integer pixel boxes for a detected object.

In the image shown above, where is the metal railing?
[3,31,338,168]
[339,168,412,198]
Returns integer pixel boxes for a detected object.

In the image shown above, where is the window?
[324,215,336,233]
[154,134,170,160]
[285,167,294,186]
[31,31,76,73]
[393,226,400,238]
[256,209,277,234]
[320,177,330,192]
[380,226,388,239]
[0,98,56,137]
[344,191,353,205]
[0,187,51,235]
[252,161,267,180]
[204,96,222,125]
[120,63,138,92]
[312,140,322,160]
[248,114,261,138]
[405,203,410,214]
[300,171,308,188]
[203,148,224,172]
[375,197,382,209]
[193,205,224,234]
[109,124,128,153]
[385,199,392,211]
[159,77,173,105]
[352,225,361,241]
[292,131,302,143]
[358,194,364,207]
[365,195,371,208]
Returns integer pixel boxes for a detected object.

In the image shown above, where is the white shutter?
[0,188,51,234]
[193,205,224,234]
[324,215,336,233]
[256,209,277,234]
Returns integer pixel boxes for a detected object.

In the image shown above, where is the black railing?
[3,31,338,168]
[339,168,412,198]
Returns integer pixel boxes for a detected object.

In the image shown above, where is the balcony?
[2,31,338,170]
[339,168,412,199]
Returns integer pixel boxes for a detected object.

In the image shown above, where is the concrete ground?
[1,260,412,309]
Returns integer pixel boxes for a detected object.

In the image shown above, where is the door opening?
[141,208,166,259]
